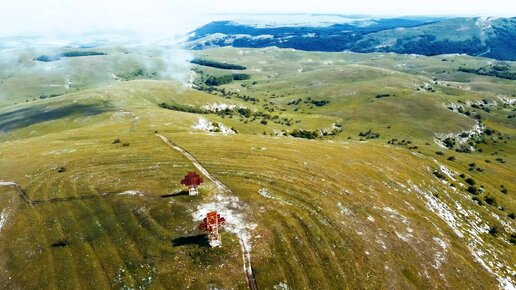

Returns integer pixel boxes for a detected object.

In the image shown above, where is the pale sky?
[0,0,514,37]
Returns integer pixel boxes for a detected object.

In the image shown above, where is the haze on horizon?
[0,0,514,38]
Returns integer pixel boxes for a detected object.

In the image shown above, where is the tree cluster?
[191,58,246,70]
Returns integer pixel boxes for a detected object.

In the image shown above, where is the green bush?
[488,226,499,236]
[467,185,478,195]
[484,196,496,206]
[432,170,445,179]
[455,145,472,153]
[237,108,252,118]
[443,138,455,149]
[232,73,251,80]
[358,130,380,139]
[290,129,319,139]
[310,99,330,107]
[465,178,475,185]
[510,234,516,244]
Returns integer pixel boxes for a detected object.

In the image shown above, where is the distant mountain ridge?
[186,16,516,60]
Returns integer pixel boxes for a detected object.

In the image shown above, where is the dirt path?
[156,134,230,193]
[0,181,34,204]
[156,134,258,290]
[240,238,258,290]
[129,116,138,133]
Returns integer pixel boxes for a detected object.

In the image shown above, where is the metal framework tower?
[181,171,203,195]
[198,211,226,247]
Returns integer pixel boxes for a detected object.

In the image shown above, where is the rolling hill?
[0,42,515,290]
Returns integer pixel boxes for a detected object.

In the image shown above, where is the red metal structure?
[181,172,203,195]
[199,211,226,247]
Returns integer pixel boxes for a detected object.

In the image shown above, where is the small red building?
[181,172,203,195]
[199,211,226,247]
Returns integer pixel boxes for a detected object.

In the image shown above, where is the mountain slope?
[186,16,516,60]
[353,17,516,60]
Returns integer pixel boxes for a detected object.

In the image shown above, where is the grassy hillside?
[0,46,514,289]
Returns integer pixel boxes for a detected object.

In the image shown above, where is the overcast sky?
[0,0,514,37]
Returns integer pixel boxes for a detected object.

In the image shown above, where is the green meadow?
[0,46,514,289]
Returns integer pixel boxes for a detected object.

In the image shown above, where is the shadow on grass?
[172,234,209,247]
[161,190,189,198]
[0,102,112,132]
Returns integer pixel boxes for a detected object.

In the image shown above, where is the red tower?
[181,172,203,195]
[198,211,226,247]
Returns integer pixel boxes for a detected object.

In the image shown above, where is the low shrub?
[467,185,478,195]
